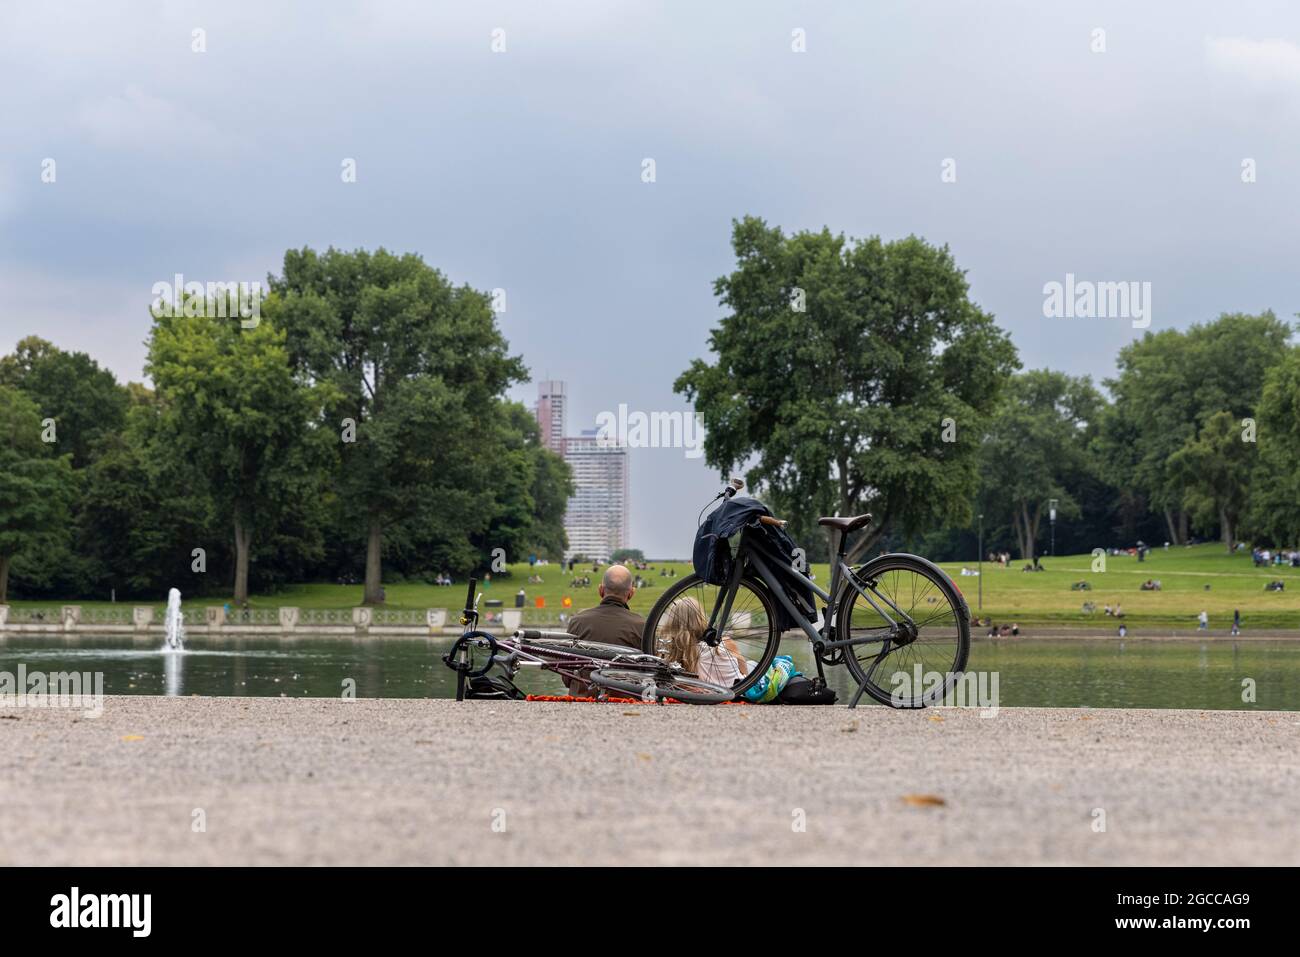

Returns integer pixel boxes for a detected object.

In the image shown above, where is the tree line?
[0,247,572,604]
[681,216,1300,563]
[6,226,1297,604]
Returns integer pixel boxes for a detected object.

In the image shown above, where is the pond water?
[1,634,1298,710]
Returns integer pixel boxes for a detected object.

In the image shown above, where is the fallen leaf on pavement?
[902,794,946,807]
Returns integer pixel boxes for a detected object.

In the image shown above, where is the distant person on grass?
[561,564,643,695]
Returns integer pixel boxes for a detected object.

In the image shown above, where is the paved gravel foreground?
[1,696,1297,865]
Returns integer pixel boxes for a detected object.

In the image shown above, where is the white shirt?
[695,643,745,686]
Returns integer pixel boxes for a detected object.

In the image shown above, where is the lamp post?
[977,513,984,611]
[1049,498,1059,557]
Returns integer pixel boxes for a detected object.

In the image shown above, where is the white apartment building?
[561,430,629,562]
[534,381,629,562]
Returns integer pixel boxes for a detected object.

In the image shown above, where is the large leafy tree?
[1105,312,1290,545]
[1245,346,1300,547]
[267,247,527,602]
[473,403,573,566]
[77,424,203,596]
[0,386,76,602]
[1168,410,1255,552]
[978,370,1104,561]
[0,337,133,596]
[0,336,129,469]
[678,217,1019,559]
[145,303,333,603]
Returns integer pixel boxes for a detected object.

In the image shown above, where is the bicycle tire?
[837,553,971,707]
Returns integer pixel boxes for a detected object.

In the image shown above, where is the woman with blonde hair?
[660,595,749,687]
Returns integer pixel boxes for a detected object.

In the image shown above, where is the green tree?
[145,304,333,603]
[0,386,76,602]
[1245,346,1300,547]
[0,336,129,469]
[1169,411,1255,552]
[1105,312,1290,544]
[473,403,573,568]
[978,370,1104,561]
[78,428,183,595]
[0,337,133,597]
[678,217,1019,559]
[268,247,527,602]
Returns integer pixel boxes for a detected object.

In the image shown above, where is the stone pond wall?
[0,604,525,638]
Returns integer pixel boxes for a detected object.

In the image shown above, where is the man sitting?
[562,564,644,695]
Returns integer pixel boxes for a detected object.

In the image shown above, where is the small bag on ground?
[776,675,838,705]
[466,674,526,700]
[741,655,796,703]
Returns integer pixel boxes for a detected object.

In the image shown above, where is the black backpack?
[776,675,837,705]
[692,497,817,633]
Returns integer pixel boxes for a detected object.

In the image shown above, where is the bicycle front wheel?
[588,668,735,704]
[837,553,970,708]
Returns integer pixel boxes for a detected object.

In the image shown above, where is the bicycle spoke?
[644,574,781,697]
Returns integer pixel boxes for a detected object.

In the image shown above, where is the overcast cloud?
[2,1,1297,556]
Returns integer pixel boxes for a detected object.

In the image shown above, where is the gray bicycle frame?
[705,527,917,649]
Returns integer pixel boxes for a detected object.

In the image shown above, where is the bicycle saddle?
[817,513,872,532]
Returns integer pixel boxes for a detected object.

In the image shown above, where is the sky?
[2,1,1298,557]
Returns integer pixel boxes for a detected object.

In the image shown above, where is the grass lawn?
[935,544,1300,630]
[6,544,1298,630]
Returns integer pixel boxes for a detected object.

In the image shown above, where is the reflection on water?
[163,650,183,697]
[1,634,1299,710]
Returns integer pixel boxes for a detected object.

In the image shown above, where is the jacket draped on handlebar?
[692,496,816,632]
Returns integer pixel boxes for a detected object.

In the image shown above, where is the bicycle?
[442,578,734,704]
[642,479,971,708]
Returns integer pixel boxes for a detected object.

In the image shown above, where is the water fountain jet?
[163,588,185,651]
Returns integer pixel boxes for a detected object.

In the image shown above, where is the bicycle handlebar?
[460,577,482,628]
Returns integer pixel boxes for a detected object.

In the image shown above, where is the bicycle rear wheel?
[588,667,734,704]
[837,553,970,707]
[641,573,781,697]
